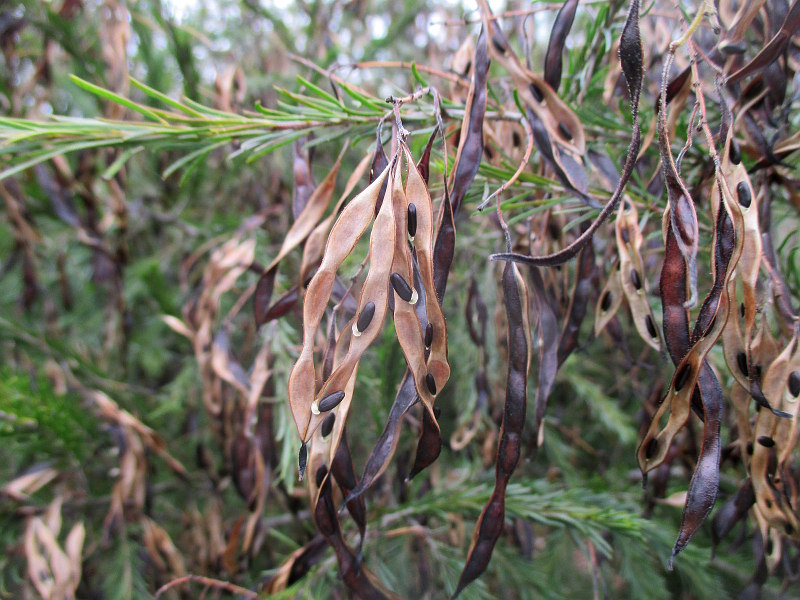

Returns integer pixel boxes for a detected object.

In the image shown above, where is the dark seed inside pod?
[740,302,746,318]
[674,363,691,392]
[424,323,433,348]
[512,131,521,147]
[736,181,751,208]
[746,441,754,455]
[730,138,741,164]
[786,523,795,536]
[558,121,572,141]
[789,371,800,397]
[753,364,762,379]
[631,269,642,290]
[356,301,376,333]
[645,438,658,459]
[407,203,417,238]
[757,436,775,448]
[298,443,308,480]
[390,272,413,302]
[645,315,658,339]
[624,199,632,211]
[433,406,442,418]
[318,390,346,412]
[321,412,335,438]
[620,227,630,244]
[600,291,612,312]
[315,464,328,487]
[529,83,544,103]
[492,34,507,54]
[736,351,749,377]
[426,373,437,395]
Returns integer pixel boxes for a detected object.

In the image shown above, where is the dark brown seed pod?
[355,301,375,334]
[730,138,741,164]
[407,203,417,238]
[424,323,433,348]
[736,352,749,377]
[600,291,612,311]
[789,371,800,397]
[645,315,658,339]
[321,412,335,438]
[426,372,437,395]
[736,182,751,208]
[757,436,775,448]
[645,437,658,459]
[298,443,308,480]
[317,390,346,413]
[390,272,414,302]
[674,363,691,392]
[631,269,642,290]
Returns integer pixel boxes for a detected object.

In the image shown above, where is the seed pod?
[645,315,658,339]
[424,323,433,348]
[631,269,642,290]
[353,301,375,336]
[390,272,414,303]
[736,181,751,208]
[737,352,749,376]
[317,390,346,413]
[757,436,775,448]
[407,203,417,239]
[789,371,800,397]
[674,363,691,392]
[426,373,437,395]
[321,413,335,438]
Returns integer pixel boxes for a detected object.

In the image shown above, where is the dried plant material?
[594,261,624,337]
[1,464,58,501]
[544,0,579,93]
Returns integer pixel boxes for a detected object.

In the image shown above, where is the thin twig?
[154,575,258,598]
[477,115,534,212]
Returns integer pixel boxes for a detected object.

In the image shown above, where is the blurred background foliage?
[0,0,797,598]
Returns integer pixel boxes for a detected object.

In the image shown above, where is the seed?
[736,352,748,376]
[789,371,800,397]
[353,301,375,336]
[407,203,417,239]
[426,373,437,395]
[630,269,642,290]
[558,121,572,141]
[620,227,629,244]
[298,443,308,480]
[674,363,691,392]
[786,523,795,535]
[529,83,544,103]
[645,315,658,339]
[730,138,741,164]
[315,464,327,487]
[746,441,753,455]
[600,291,612,312]
[492,34,507,54]
[321,412,335,438]
[390,272,414,302]
[757,436,775,448]
[624,199,632,211]
[740,302,745,318]
[736,181,751,208]
[433,406,442,418]
[645,438,658,459]
[424,323,433,348]
[512,131,521,147]
[753,364,762,379]
[318,390,346,412]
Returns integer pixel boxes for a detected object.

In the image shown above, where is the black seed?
[746,441,754,455]
[529,83,544,103]
[318,390,346,412]
[645,438,658,459]
[321,412,335,438]
[624,199,632,211]
[757,436,775,448]
[390,272,413,302]
[674,363,691,392]
[558,121,572,141]
[740,302,745,318]
[736,181,751,208]
[645,315,658,338]
[407,203,417,237]
[424,323,433,348]
[298,443,308,480]
[730,138,741,164]
[753,364,762,379]
[600,291,612,312]
[356,301,375,333]
[492,35,507,54]
[789,371,800,397]
[737,352,749,377]
[621,227,630,244]
[426,372,437,395]
[765,500,773,511]
[315,464,328,487]
[512,131,521,147]
[786,523,795,535]
[631,269,642,290]
[433,406,442,418]
[765,537,773,553]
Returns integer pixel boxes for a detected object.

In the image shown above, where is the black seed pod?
[757,436,775,448]
[600,291,612,311]
[736,181,751,208]
[390,272,413,302]
[298,443,308,480]
[645,438,658,459]
[674,363,691,392]
[736,352,749,377]
[789,371,800,397]
[730,138,741,165]
[321,412,335,438]
[407,203,417,238]
[645,315,658,339]
[424,323,433,348]
[426,373,437,395]
[318,390,346,412]
[558,121,572,141]
[631,269,642,290]
[356,301,376,333]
